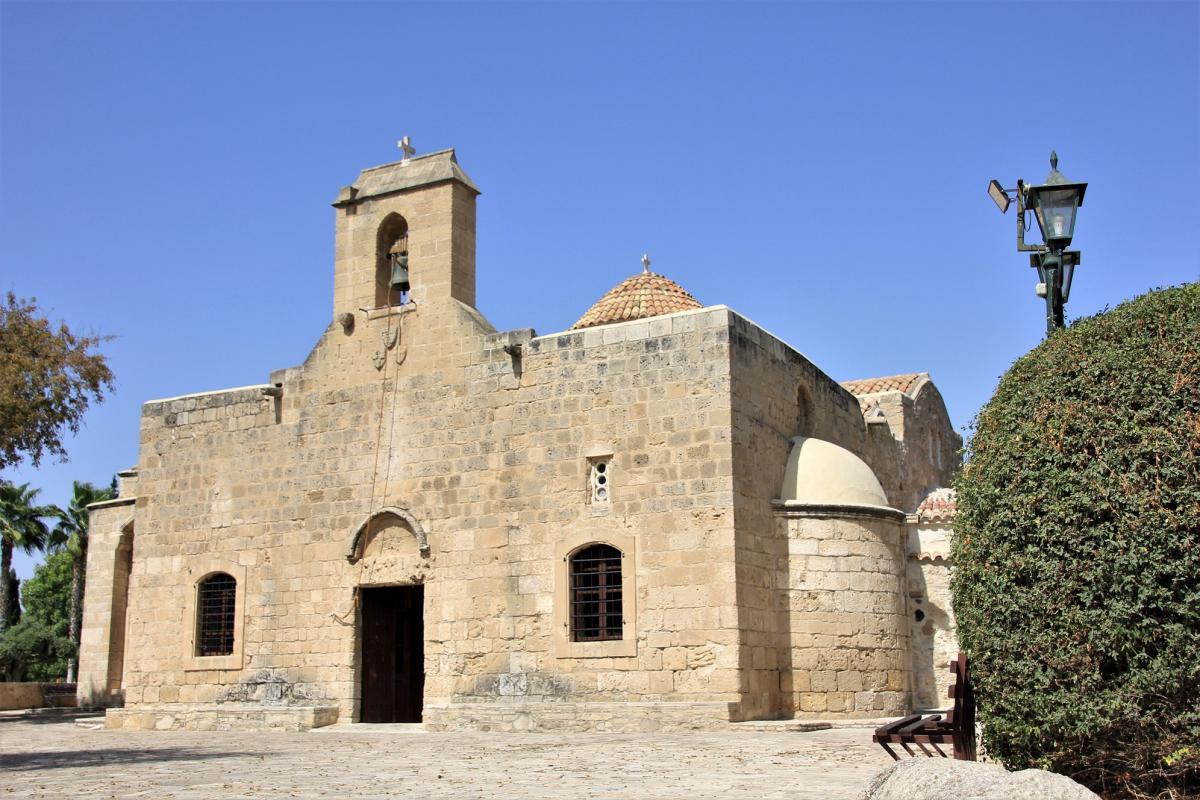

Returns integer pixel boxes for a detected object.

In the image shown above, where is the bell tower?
[331,144,479,317]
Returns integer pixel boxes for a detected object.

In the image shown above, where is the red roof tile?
[915,487,956,521]
[841,372,928,397]
[571,271,702,330]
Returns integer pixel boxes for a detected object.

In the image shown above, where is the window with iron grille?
[570,544,622,642]
[196,573,237,657]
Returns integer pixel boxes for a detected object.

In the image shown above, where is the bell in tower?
[333,147,479,315]
[388,239,410,296]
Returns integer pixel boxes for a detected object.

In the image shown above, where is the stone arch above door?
[346,507,430,563]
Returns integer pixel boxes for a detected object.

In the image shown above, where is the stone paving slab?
[0,715,895,799]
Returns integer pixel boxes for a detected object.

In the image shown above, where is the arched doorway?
[350,508,429,723]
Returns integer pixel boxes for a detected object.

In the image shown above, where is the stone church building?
[77,148,962,731]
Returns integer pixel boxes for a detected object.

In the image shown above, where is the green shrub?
[953,284,1200,799]
[0,617,72,682]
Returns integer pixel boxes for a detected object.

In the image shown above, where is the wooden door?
[360,585,424,723]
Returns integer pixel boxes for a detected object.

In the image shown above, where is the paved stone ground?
[0,713,894,799]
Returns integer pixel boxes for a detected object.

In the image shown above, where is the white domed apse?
[778,436,892,510]
[775,436,910,717]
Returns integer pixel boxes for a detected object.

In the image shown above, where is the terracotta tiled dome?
[571,271,702,330]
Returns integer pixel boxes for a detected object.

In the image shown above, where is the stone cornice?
[86,496,136,510]
[772,501,906,522]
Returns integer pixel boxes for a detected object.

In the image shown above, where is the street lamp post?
[989,152,1088,335]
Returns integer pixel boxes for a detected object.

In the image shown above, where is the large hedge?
[953,283,1199,799]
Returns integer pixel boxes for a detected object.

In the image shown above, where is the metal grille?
[196,573,236,656]
[570,544,622,642]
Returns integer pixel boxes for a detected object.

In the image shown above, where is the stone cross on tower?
[641,254,651,273]
[398,136,415,160]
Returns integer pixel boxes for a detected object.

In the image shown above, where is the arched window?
[196,573,237,657]
[375,213,410,308]
[570,544,623,642]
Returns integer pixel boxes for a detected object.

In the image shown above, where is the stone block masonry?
[781,512,910,717]
[91,299,753,729]
[76,149,960,732]
[106,704,339,732]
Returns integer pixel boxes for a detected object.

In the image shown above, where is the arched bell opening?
[375,213,410,308]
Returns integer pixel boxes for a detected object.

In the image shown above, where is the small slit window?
[588,458,611,505]
[570,544,622,642]
[196,573,237,657]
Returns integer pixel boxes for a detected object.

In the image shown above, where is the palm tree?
[0,482,55,635]
[49,480,114,676]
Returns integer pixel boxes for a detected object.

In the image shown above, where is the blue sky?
[2,1,1197,582]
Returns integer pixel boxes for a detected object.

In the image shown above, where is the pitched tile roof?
[840,372,928,397]
[915,487,957,522]
[571,271,702,330]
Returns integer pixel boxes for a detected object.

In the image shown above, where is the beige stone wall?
[106,704,338,732]
[114,283,744,725]
[861,393,907,508]
[859,380,960,514]
[781,511,910,717]
[725,313,870,720]
[0,683,45,711]
[423,700,733,732]
[906,522,958,710]
[76,498,135,707]
[903,382,961,511]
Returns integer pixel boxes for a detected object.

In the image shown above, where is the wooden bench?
[873,653,976,761]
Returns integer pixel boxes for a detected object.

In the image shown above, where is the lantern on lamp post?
[988,152,1088,335]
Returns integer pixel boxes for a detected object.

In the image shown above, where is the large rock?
[859,758,1100,800]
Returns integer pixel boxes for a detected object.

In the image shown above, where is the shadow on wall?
[906,565,953,711]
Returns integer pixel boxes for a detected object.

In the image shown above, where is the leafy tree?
[0,549,73,681]
[48,480,114,672]
[0,292,113,470]
[0,482,55,635]
[953,284,1199,799]
[21,549,71,637]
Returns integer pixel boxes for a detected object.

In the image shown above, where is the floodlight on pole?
[987,152,1088,336]
[988,180,1011,214]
